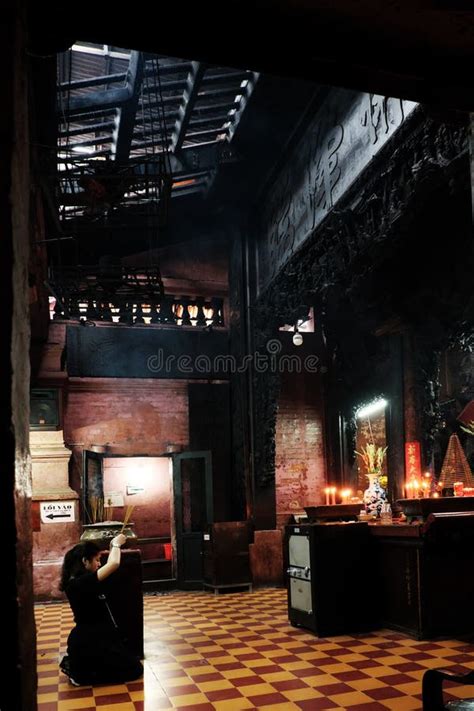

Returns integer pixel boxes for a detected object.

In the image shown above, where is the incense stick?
[120,504,134,533]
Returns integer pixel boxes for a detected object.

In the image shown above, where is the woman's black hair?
[60,541,101,591]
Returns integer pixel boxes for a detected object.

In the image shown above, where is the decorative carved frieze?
[258,89,418,290]
[253,111,469,488]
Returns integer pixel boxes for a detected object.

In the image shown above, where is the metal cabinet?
[285,522,375,636]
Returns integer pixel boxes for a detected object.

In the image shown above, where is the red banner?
[405,441,421,480]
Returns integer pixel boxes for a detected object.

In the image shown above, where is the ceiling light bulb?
[293,332,303,346]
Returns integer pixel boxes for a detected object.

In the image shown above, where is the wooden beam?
[196,86,246,101]
[227,71,259,143]
[132,117,179,140]
[140,93,183,109]
[59,108,117,123]
[141,77,187,95]
[185,127,225,139]
[194,99,240,114]
[59,121,116,138]
[171,62,206,153]
[188,110,230,127]
[59,86,130,116]
[129,142,166,154]
[58,72,126,91]
[202,70,251,86]
[112,50,145,162]
[144,60,192,77]
[58,148,112,160]
[60,135,113,150]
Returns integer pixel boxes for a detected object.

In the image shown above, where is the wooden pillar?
[0,2,36,710]
[470,114,474,225]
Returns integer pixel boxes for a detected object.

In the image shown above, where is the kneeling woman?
[59,534,143,686]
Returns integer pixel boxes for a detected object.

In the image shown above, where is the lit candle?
[423,472,432,496]
[341,488,352,504]
[413,479,420,498]
[405,482,412,499]
[324,487,330,506]
[331,487,337,506]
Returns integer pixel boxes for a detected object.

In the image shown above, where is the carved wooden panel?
[258,89,417,289]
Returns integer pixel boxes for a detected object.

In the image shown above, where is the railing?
[49,293,225,327]
[46,265,225,327]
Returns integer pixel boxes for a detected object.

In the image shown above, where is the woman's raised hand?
[111,533,127,548]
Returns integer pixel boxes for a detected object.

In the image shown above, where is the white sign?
[104,491,124,507]
[40,501,75,523]
[126,485,144,495]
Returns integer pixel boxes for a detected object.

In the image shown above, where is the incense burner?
[80,521,137,548]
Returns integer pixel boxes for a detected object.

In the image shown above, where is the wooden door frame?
[172,450,213,588]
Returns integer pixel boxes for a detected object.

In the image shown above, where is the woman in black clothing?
[59,534,143,686]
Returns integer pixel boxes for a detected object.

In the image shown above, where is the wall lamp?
[356,398,388,419]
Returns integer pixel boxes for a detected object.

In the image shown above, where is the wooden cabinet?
[282,515,474,641]
[371,514,474,639]
[203,521,252,592]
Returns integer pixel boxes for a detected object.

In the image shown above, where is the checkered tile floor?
[36,587,474,710]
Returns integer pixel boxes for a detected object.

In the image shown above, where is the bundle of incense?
[120,504,134,533]
[88,495,104,523]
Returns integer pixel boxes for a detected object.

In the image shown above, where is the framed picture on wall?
[30,388,60,430]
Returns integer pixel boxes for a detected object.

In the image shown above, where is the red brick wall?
[275,372,326,528]
[65,379,188,451]
[64,378,189,491]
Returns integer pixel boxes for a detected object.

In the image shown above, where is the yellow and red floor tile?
[35,588,474,709]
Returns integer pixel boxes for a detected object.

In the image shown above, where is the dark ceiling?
[29,1,474,269]
[30,1,474,111]
[46,45,319,264]
[57,44,261,205]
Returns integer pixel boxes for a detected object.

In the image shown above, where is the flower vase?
[364,473,387,517]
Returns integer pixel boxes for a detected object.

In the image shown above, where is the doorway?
[83,450,213,589]
[173,451,213,589]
